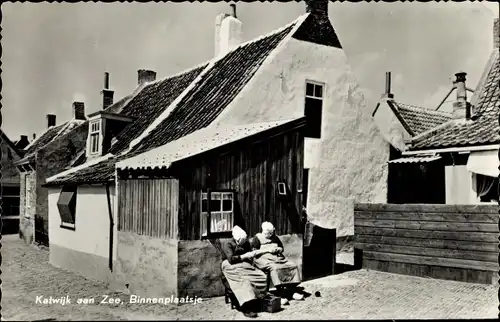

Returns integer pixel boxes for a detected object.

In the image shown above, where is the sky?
[1,1,498,142]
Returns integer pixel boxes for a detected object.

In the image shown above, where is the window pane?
[210,200,222,212]
[210,193,222,200]
[222,193,233,200]
[210,212,233,233]
[201,199,208,213]
[314,85,323,98]
[222,199,232,211]
[306,83,314,96]
[202,192,207,200]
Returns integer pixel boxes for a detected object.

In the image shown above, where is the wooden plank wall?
[118,179,178,239]
[177,130,304,240]
[354,203,499,284]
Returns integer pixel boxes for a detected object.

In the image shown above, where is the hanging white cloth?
[466,150,499,178]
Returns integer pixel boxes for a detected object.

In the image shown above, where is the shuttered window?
[57,185,77,229]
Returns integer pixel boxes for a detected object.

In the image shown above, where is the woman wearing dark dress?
[251,221,303,305]
[222,226,268,318]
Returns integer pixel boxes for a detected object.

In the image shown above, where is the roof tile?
[394,102,453,135]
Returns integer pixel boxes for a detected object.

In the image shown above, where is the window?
[57,185,77,230]
[89,120,101,155]
[201,191,234,237]
[305,81,324,139]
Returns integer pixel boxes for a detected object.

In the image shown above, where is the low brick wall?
[354,203,498,284]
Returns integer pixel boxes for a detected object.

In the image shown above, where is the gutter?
[105,183,114,272]
[402,144,499,156]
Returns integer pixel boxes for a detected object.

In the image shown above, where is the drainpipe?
[105,182,114,272]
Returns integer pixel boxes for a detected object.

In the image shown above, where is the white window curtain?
[476,174,495,198]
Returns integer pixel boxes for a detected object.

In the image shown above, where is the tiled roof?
[23,123,66,156]
[17,119,86,165]
[108,65,207,155]
[393,102,453,136]
[410,51,500,150]
[45,19,299,186]
[118,118,305,171]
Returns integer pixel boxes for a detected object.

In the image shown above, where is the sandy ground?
[1,234,497,320]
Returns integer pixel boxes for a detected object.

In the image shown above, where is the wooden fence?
[354,203,498,284]
[118,179,179,239]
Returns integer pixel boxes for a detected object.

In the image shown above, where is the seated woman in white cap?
[251,221,304,305]
[221,225,268,318]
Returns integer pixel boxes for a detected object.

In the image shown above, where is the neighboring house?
[14,73,123,245]
[374,17,500,205]
[0,130,28,234]
[43,1,388,297]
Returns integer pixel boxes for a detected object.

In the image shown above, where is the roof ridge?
[396,101,452,117]
[142,14,307,90]
[143,60,213,88]
[221,13,308,54]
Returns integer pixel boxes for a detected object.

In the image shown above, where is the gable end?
[291,14,342,48]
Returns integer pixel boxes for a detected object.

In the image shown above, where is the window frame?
[200,190,234,238]
[304,80,325,139]
[89,119,101,155]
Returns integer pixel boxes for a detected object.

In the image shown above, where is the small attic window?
[89,120,101,155]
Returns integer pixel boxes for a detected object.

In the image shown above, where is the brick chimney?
[47,114,56,128]
[214,3,242,57]
[101,72,114,110]
[452,72,471,120]
[494,18,499,49]
[73,102,86,120]
[16,135,29,150]
[381,71,394,99]
[33,133,36,140]
[305,0,329,16]
[138,69,157,86]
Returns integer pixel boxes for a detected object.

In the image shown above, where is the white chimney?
[214,4,242,57]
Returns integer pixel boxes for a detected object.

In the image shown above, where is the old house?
[43,1,388,297]
[1,130,28,234]
[15,73,123,245]
[373,18,499,205]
